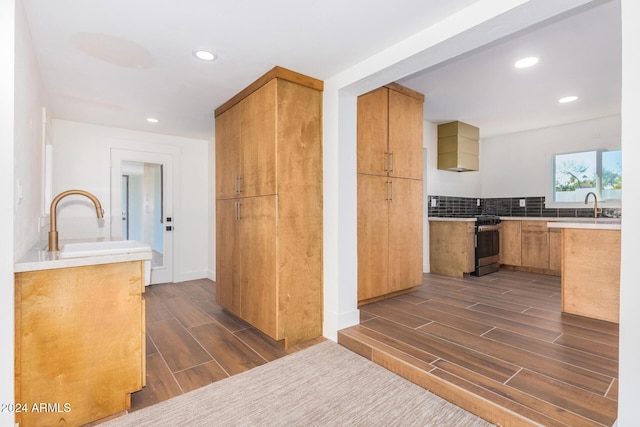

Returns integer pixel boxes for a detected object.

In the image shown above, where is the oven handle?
[477,224,502,232]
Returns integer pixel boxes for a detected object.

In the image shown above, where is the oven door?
[475,224,501,275]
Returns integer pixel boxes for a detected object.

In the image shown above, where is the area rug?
[103,340,493,427]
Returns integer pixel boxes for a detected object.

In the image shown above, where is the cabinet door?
[521,230,549,269]
[239,195,277,338]
[241,79,277,197]
[357,174,389,301]
[388,89,423,180]
[216,199,241,315]
[388,178,423,293]
[215,106,242,199]
[500,221,522,266]
[357,87,389,176]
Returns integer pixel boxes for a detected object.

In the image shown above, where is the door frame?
[110,148,175,284]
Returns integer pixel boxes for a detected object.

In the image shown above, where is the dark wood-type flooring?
[339,270,619,427]
[129,278,323,412]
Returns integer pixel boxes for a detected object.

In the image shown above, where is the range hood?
[437,121,479,172]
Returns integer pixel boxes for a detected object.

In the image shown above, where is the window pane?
[602,150,622,200]
[554,151,596,202]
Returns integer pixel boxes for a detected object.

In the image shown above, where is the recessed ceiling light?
[514,56,539,69]
[193,50,217,61]
[146,117,159,123]
[558,96,579,104]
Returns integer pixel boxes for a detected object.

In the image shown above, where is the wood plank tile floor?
[338,270,619,427]
[129,278,324,413]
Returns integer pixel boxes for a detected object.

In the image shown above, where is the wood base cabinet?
[500,220,560,276]
[429,220,475,278]
[15,262,145,427]
[215,67,323,347]
[357,83,424,303]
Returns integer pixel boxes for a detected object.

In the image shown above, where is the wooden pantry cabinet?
[357,83,424,303]
[214,67,323,347]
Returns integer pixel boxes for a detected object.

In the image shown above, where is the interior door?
[111,149,174,284]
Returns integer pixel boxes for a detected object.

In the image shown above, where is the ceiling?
[21,0,620,141]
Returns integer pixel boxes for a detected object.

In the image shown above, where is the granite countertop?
[15,238,152,273]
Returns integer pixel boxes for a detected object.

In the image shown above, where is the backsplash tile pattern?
[428,195,622,218]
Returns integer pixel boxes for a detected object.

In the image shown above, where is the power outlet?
[431,198,437,207]
[519,199,526,207]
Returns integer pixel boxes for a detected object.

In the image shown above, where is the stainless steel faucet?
[49,189,104,251]
[584,191,602,218]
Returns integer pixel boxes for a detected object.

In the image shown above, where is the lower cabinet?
[358,174,422,302]
[15,262,145,427]
[500,220,560,275]
[429,220,475,278]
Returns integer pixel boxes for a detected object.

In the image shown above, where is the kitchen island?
[14,240,151,427]
[548,220,621,323]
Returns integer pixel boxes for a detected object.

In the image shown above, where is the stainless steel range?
[472,215,502,276]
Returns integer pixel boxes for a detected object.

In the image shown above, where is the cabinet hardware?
[235,176,242,194]
[388,180,393,201]
[235,201,242,220]
[389,151,395,173]
[384,152,390,172]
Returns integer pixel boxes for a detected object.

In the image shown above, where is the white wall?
[1,0,15,424]
[618,1,640,424]
[52,120,210,283]
[480,115,621,201]
[13,0,45,260]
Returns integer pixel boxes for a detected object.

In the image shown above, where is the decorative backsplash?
[427,195,622,218]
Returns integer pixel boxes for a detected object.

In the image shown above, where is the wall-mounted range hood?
[437,121,479,172]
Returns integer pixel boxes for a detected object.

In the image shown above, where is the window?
[553,149,621,202]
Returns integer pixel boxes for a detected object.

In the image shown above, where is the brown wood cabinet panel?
[429,221,475,277]
[215,105,241,199]
[15,262,144,427]
[241,79,277,197]
[216,199,241,315]
[215,67,323,347]
[388,89,423,180]
[562,229,620,323]
[500,220,522,266]
[548,228,561,274]
[357,174,389,301]
[388,178,423,292]
[239,196,277,338]
[356,83,424,303]
[521,230,549,270]
[357,87,388,176]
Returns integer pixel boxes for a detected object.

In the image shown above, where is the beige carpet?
[103,341,493,427]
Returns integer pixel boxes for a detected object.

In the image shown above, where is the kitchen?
[3,0,640,426]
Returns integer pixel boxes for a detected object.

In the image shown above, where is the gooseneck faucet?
[49,189,104,251]
[584,191,602,218]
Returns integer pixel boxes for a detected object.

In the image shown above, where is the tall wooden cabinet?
[357,83,424,303]
[215,67,323,347]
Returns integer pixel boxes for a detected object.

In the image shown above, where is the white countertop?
[15,239,153,273]
[428,217,476,222]
[428,216,621,230]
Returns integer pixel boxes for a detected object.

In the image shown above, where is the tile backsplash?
[427,195,621,218]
